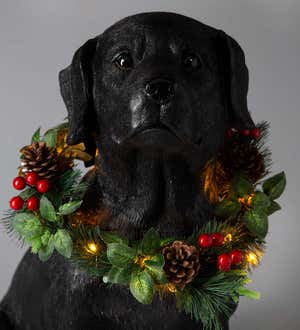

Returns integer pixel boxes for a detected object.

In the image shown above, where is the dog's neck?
[87,142,212,238]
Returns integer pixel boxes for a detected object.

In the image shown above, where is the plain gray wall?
[0,1,299,329]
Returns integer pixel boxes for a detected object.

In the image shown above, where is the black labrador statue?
[0,12,255,330]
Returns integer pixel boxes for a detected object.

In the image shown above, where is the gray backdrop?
[0,1,299,329]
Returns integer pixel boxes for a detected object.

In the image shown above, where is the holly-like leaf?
[100,231,128,245]
[30,237,43,254]
[40,196,57,222]
[243,210,268,239]
[130,270,155,304]
[266,200,281,216]
[103,264,135,285]
[215,199,240,218]
[106,243,136,267]
[38,235,55,261]
[31,127,41,143]
[139,228,161,254]
[58,200,82,215]
[251,192,271,211]
[53,229,73,258]
[263,172,286,200]
[233,176,253,197]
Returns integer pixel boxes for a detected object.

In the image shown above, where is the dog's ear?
[216,31,255,129]
[59,38,98,166]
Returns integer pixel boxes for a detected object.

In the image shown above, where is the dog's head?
[60,12,253,161]
[59,12,254,234]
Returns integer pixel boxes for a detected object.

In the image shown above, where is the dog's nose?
[145,79,175,104]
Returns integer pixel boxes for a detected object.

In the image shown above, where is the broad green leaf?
[215,199,240,218]
[103,264,135,284]
[58,200,82,215]
[144,255,166,284]
[100,231,128,245]
[160,237,175,247]
[38,235,55,261]
[243,210,268,239]
[144,254,165,268]
[53,229,73,258]
[233,176,253,197]
[41,230,53,246]
[266,200,281,216]
[263,172,286,200]
[44,129,58,148]
[251,192,271,211]
[139,228,161,254]
[12,213,43,238]
[237,287,261,300]
[31,127,41,143]
[106,243,136,267]
[130,270,155,304]
[40,196,57,222]
[30,237,43,254]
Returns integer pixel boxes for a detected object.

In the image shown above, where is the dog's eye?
[113,52,133,70]
[182,52,202,70]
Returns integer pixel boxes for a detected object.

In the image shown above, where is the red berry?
[243,129,251,137]
[36,179,50,193]
[198,234,213,248]
[211,233,224,246]
[218,254,232,272]
[26,196,40,211]
[9,196,24,210]
[13,176,26,190]
[251,127,261,140]
[25,172,39,186]
[229,250,243,265]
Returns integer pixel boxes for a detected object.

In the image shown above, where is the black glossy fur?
[1,12,254,330]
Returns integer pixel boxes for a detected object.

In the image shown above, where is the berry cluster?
[9,173,51,211]
[226,127,261,140]
[198,232,243,272]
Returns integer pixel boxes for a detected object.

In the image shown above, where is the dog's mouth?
[126,122,189,145]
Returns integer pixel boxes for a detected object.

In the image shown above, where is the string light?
[85,242,100,255]
[246,252,259,266]
[134,255,151,269]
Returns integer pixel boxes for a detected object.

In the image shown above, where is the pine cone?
[162,241,200,289]
[220,140,265,182]
[19,142,72,180]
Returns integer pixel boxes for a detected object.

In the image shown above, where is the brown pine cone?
[162,241,200,289]
[220,140,266,182]
[19,142,72,180]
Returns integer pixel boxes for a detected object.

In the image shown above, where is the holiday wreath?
[4,121,286,330]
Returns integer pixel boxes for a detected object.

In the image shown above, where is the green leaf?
[215,199,240,218]
[44,129,58,148]
[263,172,286,200]
[106,243,136,267]
[12,213,43,238]
[30,237,43,254]
[266,200,281,216]
[237,287,261,300]
[139,228,161,254]
[160,237,175,247]
[233,176,253,197]
[31,127,41,143]
[19,187,36,200]
[251,192,271,211]
[144,254,166,284]
[58,200,82,215]
[53,229,73,258]
[243,210,268,238]
[130,270,155,304]
[38,235,55,261]
[103,264,135,284]
[100,231,128,245]
[40,196,57,222]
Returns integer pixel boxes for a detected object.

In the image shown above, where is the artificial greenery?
[3,122,286,330]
